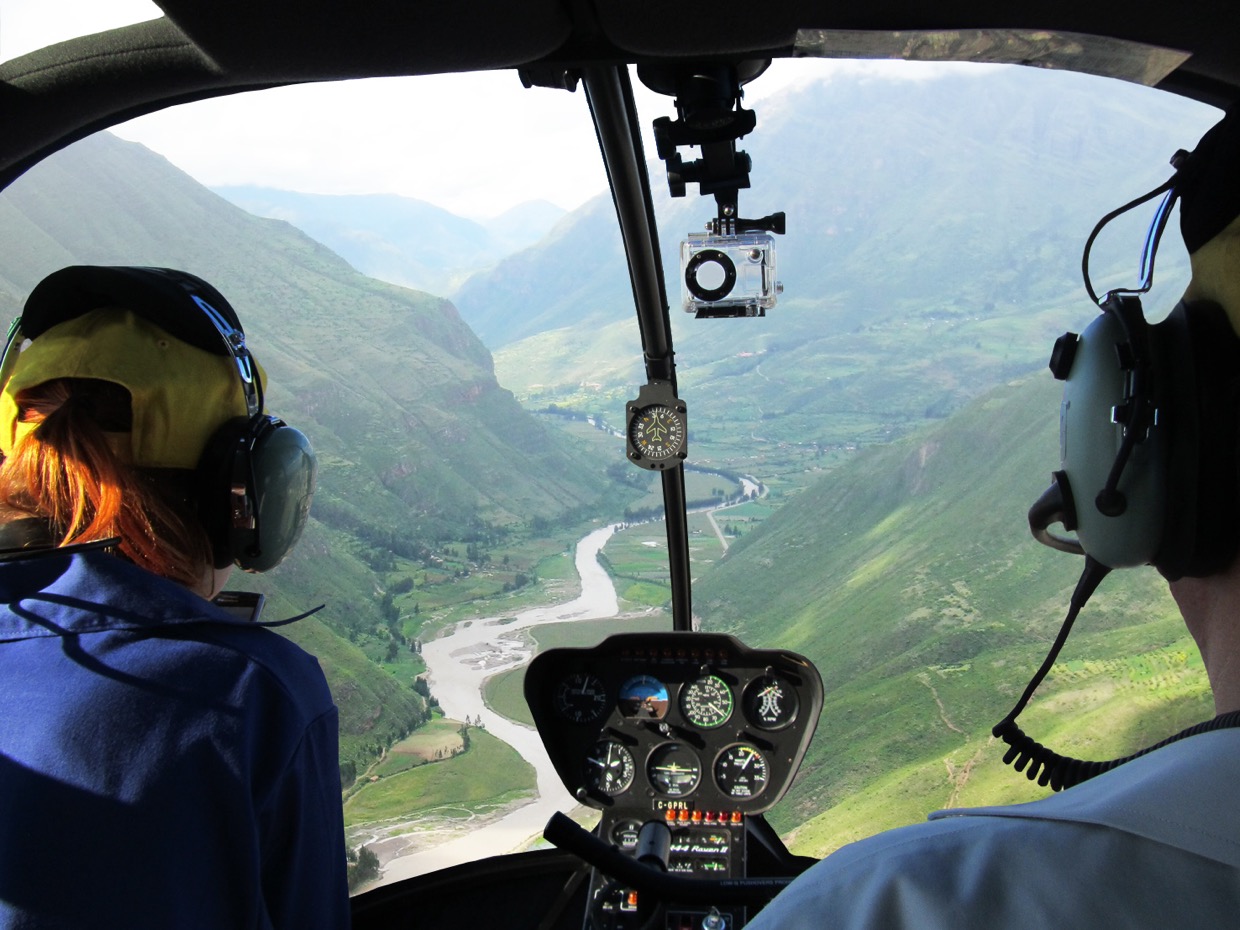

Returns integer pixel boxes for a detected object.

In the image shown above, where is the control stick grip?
[636,820,671,871]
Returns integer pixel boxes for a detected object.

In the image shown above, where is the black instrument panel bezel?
[525,632,823,816]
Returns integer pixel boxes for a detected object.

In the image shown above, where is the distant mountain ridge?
[212,185,566,295]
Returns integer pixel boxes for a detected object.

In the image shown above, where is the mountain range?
[469,67,1220,460]
[211,186,566,296]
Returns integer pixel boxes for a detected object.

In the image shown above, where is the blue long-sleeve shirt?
[0,549,350,929]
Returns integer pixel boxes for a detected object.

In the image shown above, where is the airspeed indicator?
[553,672,608,724]
[680,674,733,729]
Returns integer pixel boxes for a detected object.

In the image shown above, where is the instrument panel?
[525,632,823,817]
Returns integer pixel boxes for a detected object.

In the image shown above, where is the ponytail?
[0,379,213,588]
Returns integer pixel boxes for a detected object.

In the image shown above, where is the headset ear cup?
[196,415,317,573]
[242,420,316,572]
[196,416,257,570]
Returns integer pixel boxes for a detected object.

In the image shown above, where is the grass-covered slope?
[694,375,1213,853]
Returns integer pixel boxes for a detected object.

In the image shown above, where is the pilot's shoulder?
[750,758,1240,930]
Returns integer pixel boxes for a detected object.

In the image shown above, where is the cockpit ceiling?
[2,0,1238,190]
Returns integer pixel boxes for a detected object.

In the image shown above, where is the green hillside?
[0,132,627,782]
[694,375,1213,854]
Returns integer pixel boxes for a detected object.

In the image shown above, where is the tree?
[346,845,381,891]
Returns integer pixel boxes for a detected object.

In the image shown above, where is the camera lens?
[685,249,736,302]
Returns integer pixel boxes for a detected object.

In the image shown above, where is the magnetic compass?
[626,381,688,470]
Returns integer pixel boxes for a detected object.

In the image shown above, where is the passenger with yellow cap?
[0,267,348,928]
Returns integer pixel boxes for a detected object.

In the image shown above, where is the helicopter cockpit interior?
[3,2,1240,928]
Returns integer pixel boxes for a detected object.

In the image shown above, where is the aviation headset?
[0,265,316,573]
[997,108,1240,789]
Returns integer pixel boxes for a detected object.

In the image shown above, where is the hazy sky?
[2,0,988,217]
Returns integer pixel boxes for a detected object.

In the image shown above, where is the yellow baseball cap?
[0,266,262,470]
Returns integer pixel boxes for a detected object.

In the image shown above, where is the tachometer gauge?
[618,674,670,719]
[714,744,769,800]
[584,740,636,797]
[647,742,701,797]
[743,674,799,731]
[679,674,733,729]
[553,672,609,724]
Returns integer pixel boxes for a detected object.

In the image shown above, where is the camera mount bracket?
[639,60,773,227]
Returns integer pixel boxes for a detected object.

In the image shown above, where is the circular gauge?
[743,674,800,731]
[646,742,701,797]
[584,740,636,797]
[618,674,670,719]
[714,744,770,800]
[679,674,734,729]
[610,819,643,851]
[628,404,687,462]
[553,672,609,724]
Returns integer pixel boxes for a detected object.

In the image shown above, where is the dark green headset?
[1,265,316,572]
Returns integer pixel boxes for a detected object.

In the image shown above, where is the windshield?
[0,58,1220,891]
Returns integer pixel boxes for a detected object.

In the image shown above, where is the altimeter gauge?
[585,740,636,797]
[626,381,688,470]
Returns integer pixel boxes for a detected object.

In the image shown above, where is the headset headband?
[2,266,263,416]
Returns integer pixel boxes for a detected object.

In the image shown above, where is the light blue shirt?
[749,729,1240,928]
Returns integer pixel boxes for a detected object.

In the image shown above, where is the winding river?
[368,479,763,884]
[375,523,622,883]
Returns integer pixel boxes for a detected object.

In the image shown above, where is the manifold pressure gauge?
[626,381,688,470]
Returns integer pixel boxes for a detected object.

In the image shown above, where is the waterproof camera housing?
[681,231,780,318]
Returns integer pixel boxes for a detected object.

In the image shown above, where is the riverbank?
[364,523,621,884]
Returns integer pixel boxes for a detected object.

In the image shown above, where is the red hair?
[0,378,212,588]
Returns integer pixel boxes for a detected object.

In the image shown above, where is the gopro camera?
[681,231,781,317]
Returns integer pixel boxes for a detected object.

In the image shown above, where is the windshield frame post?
[582,64,693,629]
